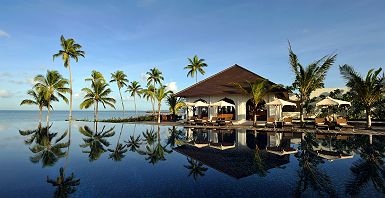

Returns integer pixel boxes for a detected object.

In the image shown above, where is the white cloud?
[0,30,10,38]
[74,91,85,99]
[165,82,178,93]
[140,73,149,83]
[0,90,13,98]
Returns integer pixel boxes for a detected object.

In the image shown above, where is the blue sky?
[0,0,384,111]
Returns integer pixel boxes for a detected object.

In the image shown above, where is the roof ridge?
[175,64,240,96]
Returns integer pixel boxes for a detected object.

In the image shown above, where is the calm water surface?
[1,111,385,197]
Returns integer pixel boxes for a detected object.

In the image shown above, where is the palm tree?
[46,167,80,197]
[288,43,337,123]
[33,70,69,125]
[142,85,156,116]
[126,81,142,116]
[53,35,85,120]
[184,157,208,181]
[110,71,129,116]
[146,67,164,88]
[29,128,69,167]
[138,126,172,165]
[339,65,385,129]
[80,72,116,121]
[166,126,185,148]
[19,123,46,145]
[20,89,50,123]
[154,86,171,123]
[166,93,185,121]
[85,70,105,84]
[233,79,271,125]
[79,125,115,161]
[108,124,128,161]
[184,55,208,83]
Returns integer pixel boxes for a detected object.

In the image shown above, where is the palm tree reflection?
[294,133,336,197]
[20,124,69,167]
[125,124,143,152]
[108,124,128,161]
[166,126,185,148]
[184,157,208,181]
[345,135,385,195]
[138,126,172,165]
[79,123,115,161]
[47,167,80,197]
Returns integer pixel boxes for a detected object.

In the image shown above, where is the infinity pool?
[1,120,384,197]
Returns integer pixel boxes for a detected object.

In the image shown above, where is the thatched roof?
[175,64,288,98]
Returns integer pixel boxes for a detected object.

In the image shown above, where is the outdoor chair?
[336,118,354,131]
[283,117,294,128]
[265,117,276,128]
[208,117,219,126]
[315,118,329,130]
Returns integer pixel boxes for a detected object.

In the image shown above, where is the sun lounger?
[315,118,329,130]
[283,117,294,128]
[207,117,219,126]
[314,150,354,161]
[218,117,233,126]
[265,117,276,128]
[209,142,235,150]
[336,118,354,131]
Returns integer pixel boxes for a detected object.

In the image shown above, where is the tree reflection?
[138,126,172,165]
[184,157,208,181]
[79,123,115,161]
[108,124,127,161]
[47,167,80,197]
[125,124,143,152]
[345,135,385,195]
[166,126,185,148]
[21,124,69,167]
[294,133,336,197]
[253,146,268,177]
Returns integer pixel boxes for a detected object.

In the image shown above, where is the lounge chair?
[336,118,354,131]
[283,117,294,128]
[186,116,196,125]
[315,118,329,130]
[265,117,276,128]
[195,117,208,126]
[218,116,233,126]
[208,117,219,126]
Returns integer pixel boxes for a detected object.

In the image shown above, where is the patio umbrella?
[266,99,297,120]
[194,101,209,107]
[210,100,235,107]
[316,97,351,107]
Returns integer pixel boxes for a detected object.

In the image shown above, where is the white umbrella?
[185,102,196,107]
[210,100,235,107]
[266,99,297,121]
[194,101,209,107]
[316,97,351,107]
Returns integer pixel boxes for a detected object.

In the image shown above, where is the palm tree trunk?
[94,101,97,122]
[366,107,372,129]
[46,101,50,127]
[96,101,99,122]
[68,63,73,120]
[151,97,155,116]
[119,87,125,117]
[134,95,137,116]
[196,71,198,83]
[157,102,161,123]
[39,106,42,124]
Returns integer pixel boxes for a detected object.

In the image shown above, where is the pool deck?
[128,121,385,136]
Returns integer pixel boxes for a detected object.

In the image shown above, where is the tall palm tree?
[339,65,385,129]
[79,125,115,161]
[53,35,85,120]
[233,79,271,125]
[46,167,80,197]
[142,85,156,116]
[184,55,208,83]
[166,93,185,121]
[110,71,129,116]
[80,72,116,121]
[154,86,171,123]
[126,81,142,116]
[146,67,164,88]
[20,89,51,123]
[33,70,69,125]
[85,70,105,84]
[289,43,337,123]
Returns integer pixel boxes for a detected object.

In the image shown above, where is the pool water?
[1,120,385,197]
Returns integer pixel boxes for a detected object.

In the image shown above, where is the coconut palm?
[154,86,171,123]
[184,157,208,181]
[20,89,51,123]
[146,67,164,88]
[166,93,185,121]
[33,70,69,125]
[79,125,115,161]
[126,81,142,116]
[339,65,385,129]
[46,167,80,197]
[142,85,156,116]
[110,71,129,116]
[233,79,271,125]
[80,72,116,121]
[53,35,85,120]
[288,43,337,123]
[108,124,128,161]
[184,55,208,83]
[85,70,105,84]
[29,128,69,167]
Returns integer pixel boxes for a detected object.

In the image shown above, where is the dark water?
[1,115,385,197]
